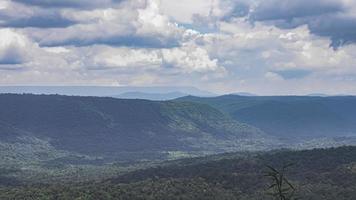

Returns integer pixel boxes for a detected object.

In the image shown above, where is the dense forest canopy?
[1,146,356,199]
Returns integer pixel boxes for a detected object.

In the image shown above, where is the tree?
[265,164,297,200]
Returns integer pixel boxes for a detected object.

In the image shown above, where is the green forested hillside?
[177,95,356,139]
[2,146,356,200]
[0,94,272,166]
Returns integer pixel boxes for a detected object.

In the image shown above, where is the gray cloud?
[224,0,356,48]
[21,0,186,49]
[0,13,75,28]
[0,47,26,65]
[38,34,181,48]
[250,0,343,21]
[0,30,30,65]
[0,1,77,28]
[274,69,311,80]
[12,0,124,9]
[308,15,356,48]
[260,15,356,49]
[222,1,250,21]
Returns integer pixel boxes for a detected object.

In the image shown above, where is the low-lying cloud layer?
[0,0,356,94]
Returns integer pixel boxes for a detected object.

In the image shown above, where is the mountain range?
[176,95,356,139]
[0,86,215,99]
[0,94,274,166]
[113,91,188,100]
[2,93,356,180]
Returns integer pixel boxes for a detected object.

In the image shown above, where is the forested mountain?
[177,95,356,139]
[0,94,272,164]
[2,146,356,200]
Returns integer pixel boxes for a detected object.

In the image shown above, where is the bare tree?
[265,164,297,200]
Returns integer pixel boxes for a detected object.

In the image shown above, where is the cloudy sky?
[1,0,356,95]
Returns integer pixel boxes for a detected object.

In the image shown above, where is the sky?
[1,0,356,95]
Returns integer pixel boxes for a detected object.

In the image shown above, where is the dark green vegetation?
[177,95,356,139]
[1,146,356,199]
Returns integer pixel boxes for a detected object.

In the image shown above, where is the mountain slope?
[0,94,272,163]
[176,95,356,139]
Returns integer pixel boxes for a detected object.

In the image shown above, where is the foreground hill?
[0,94,273,166]
[177,95,356,139]
[2,146,356,199]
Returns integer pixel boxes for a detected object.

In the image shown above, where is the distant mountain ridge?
[114,91,188,100]
[229,92,257,96]
[0,86,215,98]
[176,95,356,139]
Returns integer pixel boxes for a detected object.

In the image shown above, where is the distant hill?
[0,86,215,97]
[307,93,329,97]
[176,95,356,139]
[114,91,187,100]
[230,92,257,96]
[0,94,273,164]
